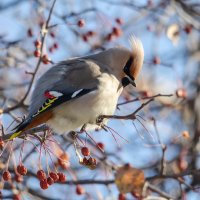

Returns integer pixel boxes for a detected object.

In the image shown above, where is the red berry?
[153,56,160,65]
[3,171,11,181]
[34,50,41,57]
[118,193,126,200]
[37,170,46,181]
[39,19,45,28]
[57,172,66,183]
[176,88,187,98]
[27,28,33,37]
[40,179,49,190]
[115,18,123,25]
[184,24,193,34]
[140,90,151,97]
[76,185,85,195]
[42,55,50,64]
[86,31,95,37]
[77,19,85,27]
[53,43,58,49]
[81,147,90,156]
[15,174,23,183]
[49,172,59,182]
[112,27,122,37]
[131,191,140,199]
[13,194,21,200]
[17,164,27,176]
[34,40,41,48]
[0,138,4,149]
[82,157,88,165]
[50,32,55,38]
[82,34,88,42]
[97,142,104,150]
[49,46,54,53]
[106,33,113,41]
[47,177,54,185]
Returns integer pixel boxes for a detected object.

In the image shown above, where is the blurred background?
[0,0,200,199]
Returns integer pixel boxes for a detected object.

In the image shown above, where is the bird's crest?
[129,35,144,78]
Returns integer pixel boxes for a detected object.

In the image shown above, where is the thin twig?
[118,93,173,106]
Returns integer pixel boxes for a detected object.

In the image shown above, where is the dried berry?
[88,157,97,166]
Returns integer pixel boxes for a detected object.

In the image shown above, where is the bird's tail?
[9,119,31,140]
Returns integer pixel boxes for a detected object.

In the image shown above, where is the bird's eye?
[123,56,133,76]
[121,77,130,87]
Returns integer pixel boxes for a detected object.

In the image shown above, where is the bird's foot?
[96,115,104,125]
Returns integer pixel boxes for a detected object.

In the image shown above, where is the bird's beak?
[122,76,136,88]
[127,76,136,87]
[129,78,136,87]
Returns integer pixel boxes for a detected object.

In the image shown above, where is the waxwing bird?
[9,37,144,140]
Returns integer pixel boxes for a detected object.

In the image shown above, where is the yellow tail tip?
[9,131,22,140]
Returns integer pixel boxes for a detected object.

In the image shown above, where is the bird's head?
[121,36,144,88]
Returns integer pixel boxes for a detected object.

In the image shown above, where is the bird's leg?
[96,115,104,125]
[99,123,108,132]
[96,116,108,131]
[80,124,87,133]
[69,131,78,140]
[43,130,48,142]
[69,131,82,161]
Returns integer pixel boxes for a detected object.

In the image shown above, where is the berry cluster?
[106,18,123,41]
[37,170,66,190]
[82,30,96,42]
[79,147,97,170]
[2,164,27,182]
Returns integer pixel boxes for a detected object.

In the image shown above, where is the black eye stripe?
[123,56,133,76]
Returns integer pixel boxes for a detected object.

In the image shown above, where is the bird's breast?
[47,73,123,133]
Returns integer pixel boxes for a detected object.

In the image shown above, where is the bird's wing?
[13,59,101,133]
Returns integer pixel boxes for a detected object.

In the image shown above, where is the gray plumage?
[11,37,144,136]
